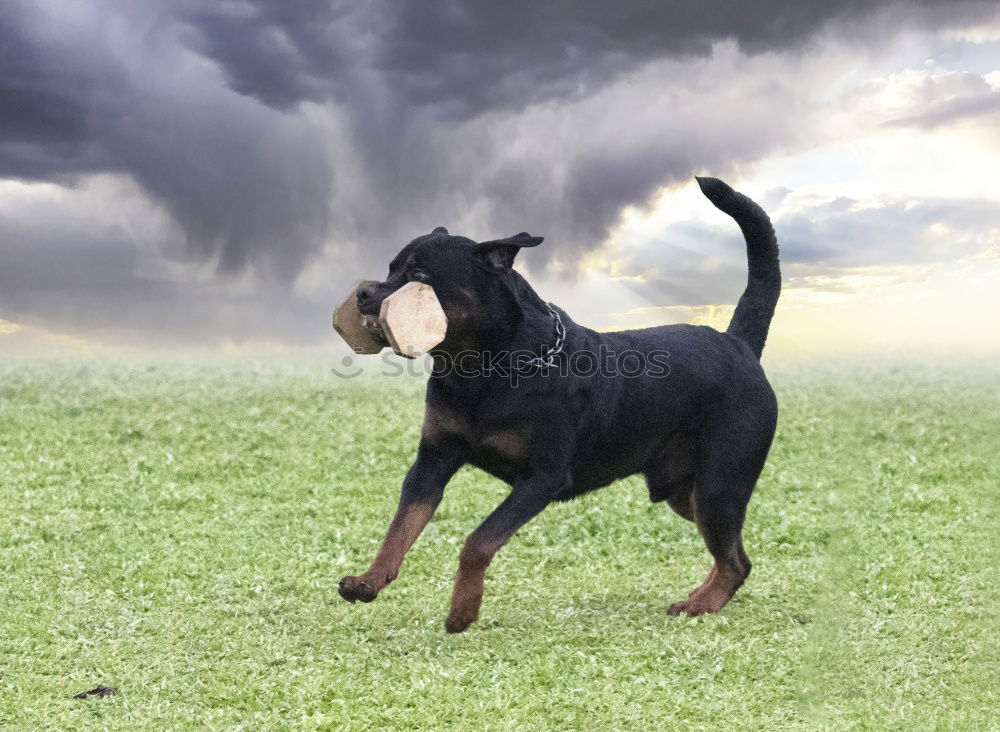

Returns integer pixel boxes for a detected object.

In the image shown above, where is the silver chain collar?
[519,302,566,371]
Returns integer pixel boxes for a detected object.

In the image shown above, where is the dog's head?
[357,227,543,350]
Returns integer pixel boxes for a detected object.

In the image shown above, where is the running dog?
[339,176,780,633]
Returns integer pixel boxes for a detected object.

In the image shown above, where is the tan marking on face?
[441,287,477,332]
[421,403,471,444]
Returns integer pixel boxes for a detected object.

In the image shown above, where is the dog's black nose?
[356,284,375,307]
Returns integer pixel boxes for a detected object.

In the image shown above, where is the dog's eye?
[410,270,430,282]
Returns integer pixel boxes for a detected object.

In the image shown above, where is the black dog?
[339,177,780,633]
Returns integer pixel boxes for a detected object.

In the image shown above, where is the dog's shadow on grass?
[485,590,733,636]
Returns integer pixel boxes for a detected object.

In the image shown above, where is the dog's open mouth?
[357,299,383,318]
[359,312,389,343]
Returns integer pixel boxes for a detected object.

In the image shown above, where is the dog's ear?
[475,232,544,268]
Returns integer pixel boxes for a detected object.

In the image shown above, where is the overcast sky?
[2,0,999,357]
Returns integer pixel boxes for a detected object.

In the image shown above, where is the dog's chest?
[422,404,530,477]
[473,427,530,465]
[468,426,531,480]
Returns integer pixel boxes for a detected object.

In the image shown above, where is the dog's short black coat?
[340,177,780,633]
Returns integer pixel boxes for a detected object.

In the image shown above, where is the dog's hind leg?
[667,406,774,617]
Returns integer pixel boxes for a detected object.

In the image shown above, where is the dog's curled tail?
[696,176,781,359]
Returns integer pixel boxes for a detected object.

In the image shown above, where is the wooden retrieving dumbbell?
[333,280,447,358]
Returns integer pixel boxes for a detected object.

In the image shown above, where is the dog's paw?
[338,576,379,603]
[666,594,726,617]
[667,600,697,617]
[444,608,478,634]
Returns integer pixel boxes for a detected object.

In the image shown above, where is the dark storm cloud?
[0,191,326,346]
[0,3,118,178]
[172,0,998,255]
[174,0,357,110]
[186,0,993,118]
[4,0,994,268]
[0,0,997,345]
[0,1,334,280]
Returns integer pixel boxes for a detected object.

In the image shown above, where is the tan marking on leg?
[365,502,436,586]
[667,503,751,617]
[667,553,749,616]
[339,502,436,603]
[445,537,497,633]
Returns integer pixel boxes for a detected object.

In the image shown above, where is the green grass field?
[0,359,997,729]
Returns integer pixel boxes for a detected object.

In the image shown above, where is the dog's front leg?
[339,441,465,604]
[445,474,564,633]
